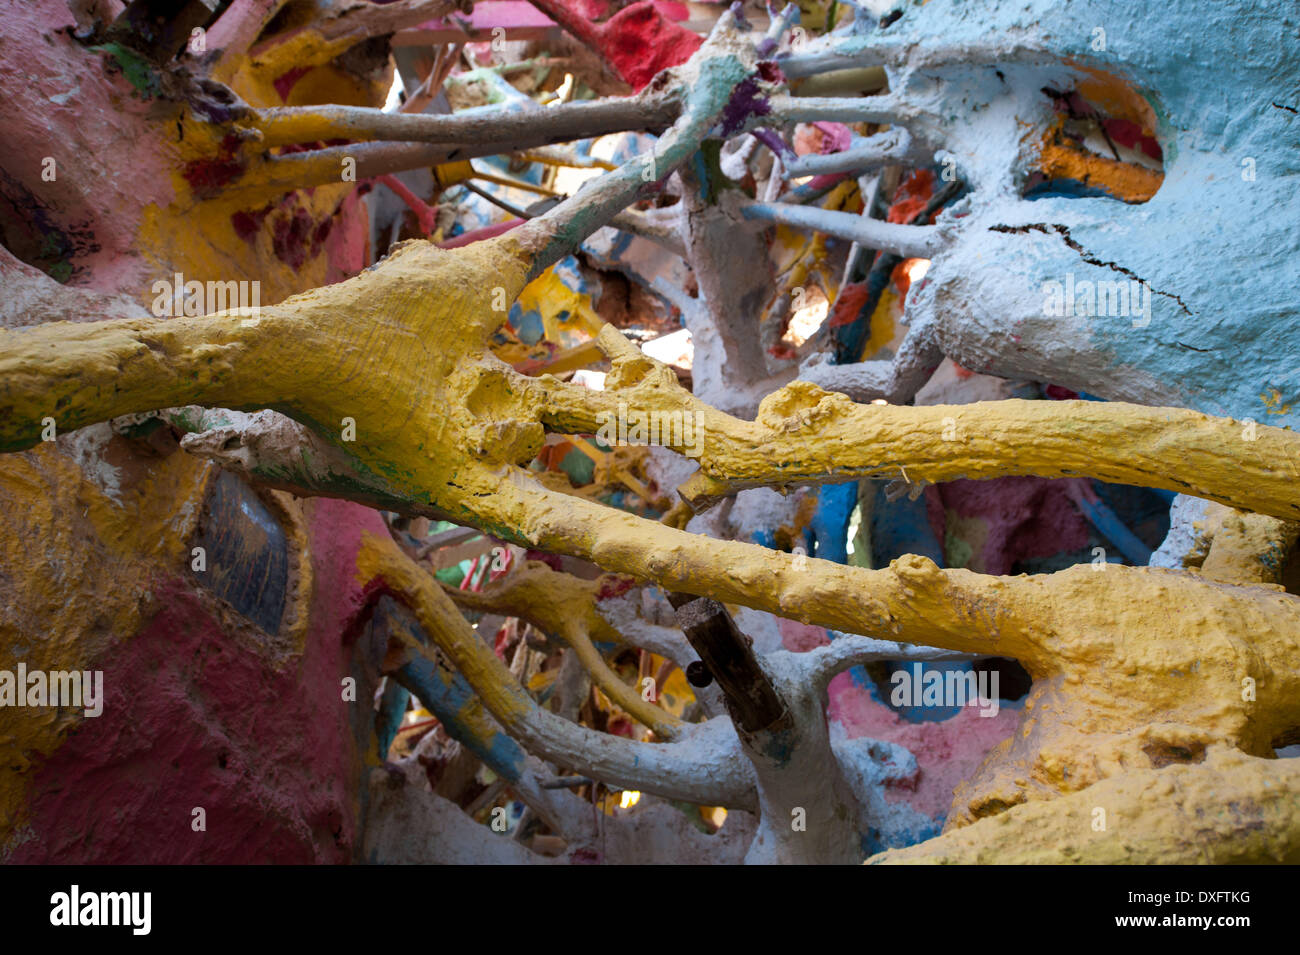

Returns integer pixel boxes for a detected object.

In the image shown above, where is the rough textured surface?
[869,747,1300,865]
[787,0,1300,430]
[1,0,1297,865]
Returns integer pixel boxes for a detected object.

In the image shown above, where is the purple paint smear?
[721,76,771,137]
[750,127,795,160]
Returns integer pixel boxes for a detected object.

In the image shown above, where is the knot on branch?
[595,326,684,394]
[889,553,943,590]
[467,419,544,464]
[756,380,853,432]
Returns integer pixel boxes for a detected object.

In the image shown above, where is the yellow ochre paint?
[0,443,209,839]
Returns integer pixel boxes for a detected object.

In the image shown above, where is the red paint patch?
[596,575,636,600]
[1103,117,1163,161]
[273,66,312,103]
[827,281,870,328]
[269,197,333,272]
[182,134,246,199]
[231,204,272,242]
[887,168,935,224]
[890,259,918,302]
[602,1,703,90]
[757,61,785,85]
[525,550,564,571]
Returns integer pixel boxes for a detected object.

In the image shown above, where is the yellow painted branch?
[447,561,684,738]
[0,307,299,447]
[517,326,1300,521]
[1198,505,1299,586]
[358,531,539,728]
[481,470,1300,826]
[355,530,757,807]
[0,237,531,459]
[491,473,1041,661]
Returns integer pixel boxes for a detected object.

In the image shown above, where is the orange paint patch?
[1037,117,1164,203]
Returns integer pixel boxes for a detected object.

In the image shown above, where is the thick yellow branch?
[516,326,1300,521]
[477,470,1300,826]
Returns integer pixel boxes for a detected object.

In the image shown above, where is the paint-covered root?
[491,472,1300,837]
[353,529,760,810]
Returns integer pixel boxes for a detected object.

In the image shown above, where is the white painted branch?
[799,324,944,403]
[507,699,757,809]
[739,200,944,258]
[769,93,913,126]
[782,128,913,178]
[800,635,980,693]
[595,593,725,716]
[609,209,687,259]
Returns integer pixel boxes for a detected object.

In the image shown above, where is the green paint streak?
[89,43,161,99]
[944,526,973,570]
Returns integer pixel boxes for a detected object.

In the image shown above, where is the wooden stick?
[667,593,787,733]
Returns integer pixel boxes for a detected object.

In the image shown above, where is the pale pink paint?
[779,618,1020,821]
[2,2,178,295]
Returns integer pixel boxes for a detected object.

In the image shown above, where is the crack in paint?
[990,222,1195,317]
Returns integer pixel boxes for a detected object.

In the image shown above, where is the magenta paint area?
[937,476,1091,574]
[10,499,388,863]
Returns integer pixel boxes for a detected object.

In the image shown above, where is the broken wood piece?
[667,592,788,733]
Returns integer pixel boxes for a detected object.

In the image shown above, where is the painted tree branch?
[446,561,684,738]
[356,529,759,809]
[250,95,680,148]
[377,607,598,842]
[519,327,1300,520]
[5,0,1300,864]
[160,386,1300,832]
[739,198,944,259]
